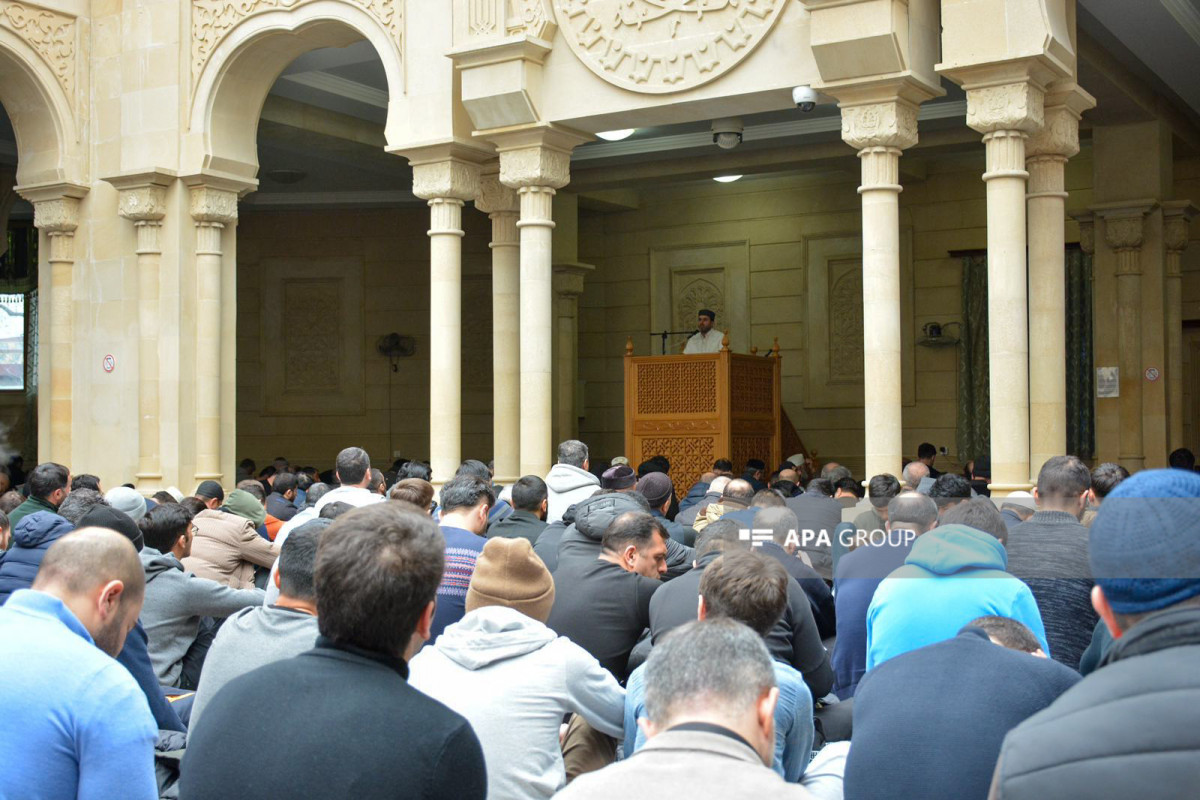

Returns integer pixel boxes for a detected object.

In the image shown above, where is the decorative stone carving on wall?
[639,435,715,487]
[554,0,787,94]
[259,257,365,416]
[635,360,718,415]
[828,259,864,383]
[673,277,724,334]
[0,2,76,99]
[191,0,403,86]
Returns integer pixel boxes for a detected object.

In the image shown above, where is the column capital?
[1027,83,1095,160]
[1162,200,1199,255]
[475,166,519,214]
[1070,211,1096,256]
[490,124,593,190]
[182,174,253,225]
[832,79,941,153]
[16,180,88,233]
[105,169,176,223]
[966,80,1045,135]
[398,141,492,202]
[1094,202,1157,252]
[552,261,594,297]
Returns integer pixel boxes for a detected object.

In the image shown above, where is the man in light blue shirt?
[624,550,814,781]
[0,528,158,800]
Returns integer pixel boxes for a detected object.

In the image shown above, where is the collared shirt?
[0,590,158,800]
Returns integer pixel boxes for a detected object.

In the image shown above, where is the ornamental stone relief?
[965,82,1044,134]
[674,278,723,334]
[828,259,864,383]
[283,279,341,391]
[191,0,402,86]
[553,0,787,94]
[0,2,75,99]
[841,101,919,152]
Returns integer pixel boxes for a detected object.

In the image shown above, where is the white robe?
[683,329,725,354]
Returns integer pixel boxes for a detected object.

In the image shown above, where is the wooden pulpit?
[623,336,783,488]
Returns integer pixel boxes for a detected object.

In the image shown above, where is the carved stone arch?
[0,27,79,186]
[186,1,405,181]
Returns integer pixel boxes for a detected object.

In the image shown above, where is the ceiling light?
[596,129,636,142]
[711,117,744,150]
[713,175,743,183]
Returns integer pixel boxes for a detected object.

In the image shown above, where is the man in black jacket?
[556,491,694,580]
[487,475,548,544]
[180,503,487,800]
[648,519,834,700]
[991,469,1200,799]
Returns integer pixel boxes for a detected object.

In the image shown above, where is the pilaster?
[1162,201,1198,451]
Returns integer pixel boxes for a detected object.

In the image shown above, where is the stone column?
[496,127,591,477]
[188,184,239,485]
[112,174,173,491]
[965,80,1045,496]
[20,184,88,464]
[1162,202,1197,451]
[475,169,521,484]
[553,263,593,445]
[1098,205,1152,472]
[1025,85,1093,477]
[839,91,926,481]
[411,156,482,484]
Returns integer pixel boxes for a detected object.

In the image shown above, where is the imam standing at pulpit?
[683,310,726,354]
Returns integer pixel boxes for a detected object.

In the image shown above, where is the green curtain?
[956,253,990,464]
[1065,246,1094,460]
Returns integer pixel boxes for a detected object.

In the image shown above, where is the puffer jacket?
[183,508,278,589]
[556,493,694,580]
[990,605,1200,799]
[0,512,74,604]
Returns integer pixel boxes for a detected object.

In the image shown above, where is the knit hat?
[1001,490,1036,512]
[637,472,674,509]
[165,486,185,503]
[601,464,636,490]
[611,456,630,467]
[104,486,148,522]
[195,480,225,503]
[223,489,266,528]
[1090,468,1200,614]
[78,504,143,553]
[465,537,555,623]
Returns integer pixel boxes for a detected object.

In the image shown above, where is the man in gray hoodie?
[137,504,265,688]
[190,525,321,730]
[545,440,601,524]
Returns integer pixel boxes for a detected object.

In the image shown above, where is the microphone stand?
[652,330,700,355]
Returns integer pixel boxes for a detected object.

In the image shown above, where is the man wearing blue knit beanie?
[989,469,1200,799]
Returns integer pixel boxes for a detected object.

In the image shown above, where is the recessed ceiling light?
[713,175,743,183]
[596,129,636,141]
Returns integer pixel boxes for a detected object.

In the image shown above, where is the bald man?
[0,529,158,799]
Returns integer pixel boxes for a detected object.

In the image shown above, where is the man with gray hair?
[753,506,835,638]
[545,439,600,524]
[57,488,109,525]
[558,619,814,799]
[832,492,938,698]
[902,460,929,492]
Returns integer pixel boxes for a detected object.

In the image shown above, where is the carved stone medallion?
[553,0,786,94]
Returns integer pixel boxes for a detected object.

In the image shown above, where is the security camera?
[711,117,744,150]
[792,86,818,112]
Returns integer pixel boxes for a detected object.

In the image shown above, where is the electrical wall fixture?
[917,321,962,347]
[596,129,636,141]
[711,117,744,150]
[712,175,743,183]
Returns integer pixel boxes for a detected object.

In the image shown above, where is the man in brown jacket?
[183,489,277,589]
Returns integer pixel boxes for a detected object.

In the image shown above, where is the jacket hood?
[545,463,600,494]
[12,511,73,549]
[904,524,1008,575]
[140,547,184,581]
[574,492,647,540]
[434,605,556,669]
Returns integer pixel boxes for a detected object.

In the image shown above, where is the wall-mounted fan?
[376,333,416,371]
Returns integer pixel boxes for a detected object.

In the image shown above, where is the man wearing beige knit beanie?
[409,537,625,800]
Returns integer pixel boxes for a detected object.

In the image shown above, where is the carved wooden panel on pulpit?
[635,360,718,415]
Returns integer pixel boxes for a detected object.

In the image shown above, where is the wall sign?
[102,354,115,373]
[1096,367,1119,398]
[1145,367,1160,382]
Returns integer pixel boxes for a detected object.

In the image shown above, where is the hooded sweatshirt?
[557,493,696,581]
[408,606,624,800]
[544,464,600,524]
[0,511,73,604]
[139,547,266,687]
[865,524,1048,670]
